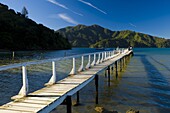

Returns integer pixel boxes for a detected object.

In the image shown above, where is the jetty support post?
[123,56,126,68]
[111,65,114,74]
[120,59,122,72]
[66,96,72,113]
[105,69,107,78]
[115,61,118,78]
[107,66,111,86]
[69,57,76,75]
[76,91,80,105]
[95,74,99,104]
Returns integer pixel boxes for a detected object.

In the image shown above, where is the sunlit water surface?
[0,48,170,113]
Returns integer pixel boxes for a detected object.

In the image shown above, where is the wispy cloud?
[129,23,137,27]
[78,0,107,14]
[47,0,68,9]
[47,0,83,16]
[58,13,78,25]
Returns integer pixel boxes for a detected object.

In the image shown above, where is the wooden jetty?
[0,48,133,113]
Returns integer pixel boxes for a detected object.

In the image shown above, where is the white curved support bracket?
[45,61,56,86]
[11,65,28,100]
[104,52,107,61]
[108,52,111,59]
[85,55,91,69]
[78,56,84,72]
[69,57,76,75]
[91,54,96,66]
[100,52,104,63]
[96,53,100,64]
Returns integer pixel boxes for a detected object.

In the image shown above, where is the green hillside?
[0,3,71,50]
[58,24,170,48]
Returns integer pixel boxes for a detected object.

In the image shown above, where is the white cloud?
[47,0,68,9]
[47,0,83,16]
[58,13,78,25]
[129,23,137,27]
[69,9,84,16]
[78,0,107,14]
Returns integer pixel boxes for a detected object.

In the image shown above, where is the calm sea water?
[0,48,170,113]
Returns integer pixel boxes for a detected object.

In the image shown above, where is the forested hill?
[0,3,71,50]
[58,24,170,48]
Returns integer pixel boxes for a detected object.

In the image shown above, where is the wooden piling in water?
[120,59,122,72]
[66,96,72,113]
[115,61,118,78]
[107,66,111,86]
[76,91,80,105]
[95,74,99,104]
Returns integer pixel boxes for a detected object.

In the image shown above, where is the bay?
[0,48,170,113]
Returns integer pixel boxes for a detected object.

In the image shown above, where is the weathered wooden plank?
[1,105,40,112]
[21,99,52,105]
[25,97,56,101]
[6,102,45,108]
[0,109,31,113]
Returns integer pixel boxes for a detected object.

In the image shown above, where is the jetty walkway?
[0,48,133,113]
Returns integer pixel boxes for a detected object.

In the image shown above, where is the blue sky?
[1,0,170,38]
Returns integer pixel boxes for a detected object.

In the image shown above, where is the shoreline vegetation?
[0,3,71,51]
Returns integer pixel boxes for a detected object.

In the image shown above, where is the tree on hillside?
[21,6,28,18]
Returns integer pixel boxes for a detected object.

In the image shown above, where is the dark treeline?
[0,3,71,50]
[58,24,170,48]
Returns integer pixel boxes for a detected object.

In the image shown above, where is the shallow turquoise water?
[54,48,170,113]
[0,48,170,113]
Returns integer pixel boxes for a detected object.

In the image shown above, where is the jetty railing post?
[96,53,100,64]
[110,51,113,58]
[18,65,28,97]
[108,52,110,59]
[100,52,104,63]
[78,56,84,72]
[66,96,72,113]
[69,57,76,75]
[45,61,56,85]
[85,55,91,69]
[95,74,99,104]
[91,54,96,66]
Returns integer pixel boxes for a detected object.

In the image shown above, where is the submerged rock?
[126,109,139,113]
[94,106,118,113]
[95,107,105,113]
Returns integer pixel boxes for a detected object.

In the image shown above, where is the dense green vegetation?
[0,3,71,50]
[58,24,170,48]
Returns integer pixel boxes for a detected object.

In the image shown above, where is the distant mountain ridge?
[58,24,170,48]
